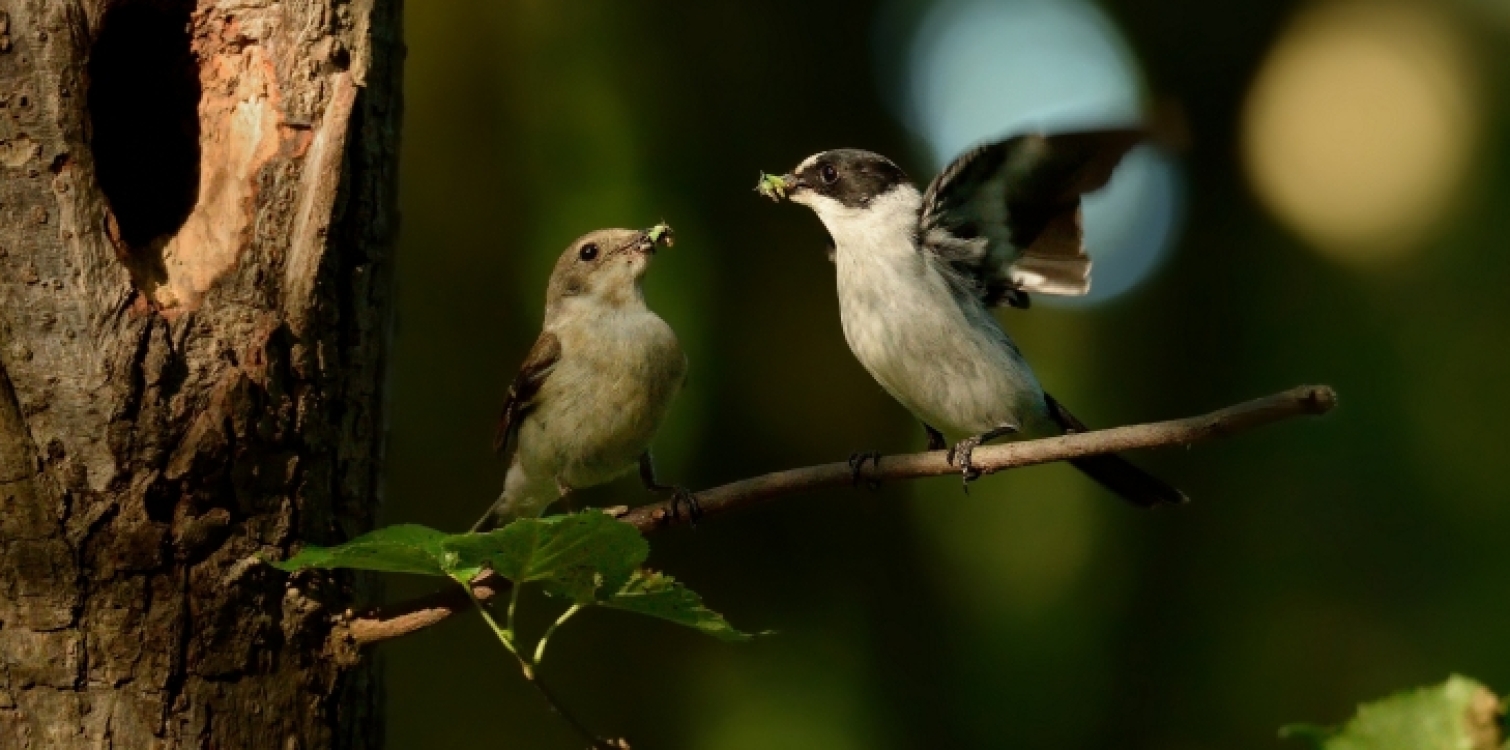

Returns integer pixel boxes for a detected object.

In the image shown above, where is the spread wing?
[493,331,561,456]
[918,129,1145,307]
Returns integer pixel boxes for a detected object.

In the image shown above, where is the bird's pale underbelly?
[837,259,1045,439]
[518,317,685,490]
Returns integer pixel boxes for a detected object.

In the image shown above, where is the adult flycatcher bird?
[758,131,1185,507]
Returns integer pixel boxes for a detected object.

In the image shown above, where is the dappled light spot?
[1242,2,1481,264]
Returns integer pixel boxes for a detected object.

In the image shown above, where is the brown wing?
[493,331,561,455]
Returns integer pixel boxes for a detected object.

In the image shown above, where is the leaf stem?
[530,672,621,750]
[459,580,616,749]
[461,580,531,677]
[506,574,524,636]
[533,604,584,666]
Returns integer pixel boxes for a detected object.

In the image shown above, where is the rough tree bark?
[0,0,402,747]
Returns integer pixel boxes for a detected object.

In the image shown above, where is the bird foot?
[946,438,984,493]
[664,486,703,528]
[847,451,883,490]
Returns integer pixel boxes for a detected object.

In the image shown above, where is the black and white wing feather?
[493,331,561,456]
[918,129,1145,307]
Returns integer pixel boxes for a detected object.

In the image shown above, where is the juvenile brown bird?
[474,225,693,531]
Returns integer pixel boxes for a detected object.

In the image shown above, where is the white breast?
[813,187,1048,438]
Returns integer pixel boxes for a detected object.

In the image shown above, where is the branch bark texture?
[342,384,1337,647]
[0,1,402,747]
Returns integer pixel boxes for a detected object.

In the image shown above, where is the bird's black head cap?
[791,149,911,209]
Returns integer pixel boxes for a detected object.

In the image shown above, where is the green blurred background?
[380,1,1510,747]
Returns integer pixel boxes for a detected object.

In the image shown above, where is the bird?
[757,129,1186,507]
[473,224,696,532]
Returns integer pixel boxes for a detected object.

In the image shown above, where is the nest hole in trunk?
[87,0,201,291]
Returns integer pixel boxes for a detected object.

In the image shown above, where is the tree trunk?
[0,0,402,747]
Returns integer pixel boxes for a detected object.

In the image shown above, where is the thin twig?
[465,586,617,748]
[340,384,1336,648]
[530,673,623,750]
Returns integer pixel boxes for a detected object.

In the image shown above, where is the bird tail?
[471,463,556,532]
[1044,393,1188,509]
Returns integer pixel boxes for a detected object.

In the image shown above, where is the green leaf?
[602,570,756,642]
[443,513,647,602]
[266,524,450,576]
[1282,675,1504,750]
[1278,724,1336,745]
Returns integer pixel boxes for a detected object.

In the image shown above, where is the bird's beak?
[636,223,675,254]
[755,172,805,202]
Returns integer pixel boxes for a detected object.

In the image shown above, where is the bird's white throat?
[795,184,923,258]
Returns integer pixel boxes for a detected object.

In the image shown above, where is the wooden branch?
[337,385,1337,647]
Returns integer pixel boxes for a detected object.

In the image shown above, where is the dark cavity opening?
[87,1,200,262]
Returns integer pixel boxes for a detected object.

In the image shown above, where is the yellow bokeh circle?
[1242,2,1480,264]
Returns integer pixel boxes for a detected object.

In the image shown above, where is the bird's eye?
[578,243,599,261]
[820,164,839,184]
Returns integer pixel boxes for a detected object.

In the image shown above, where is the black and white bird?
[758,130,1186,507]
[474,225,695,531]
